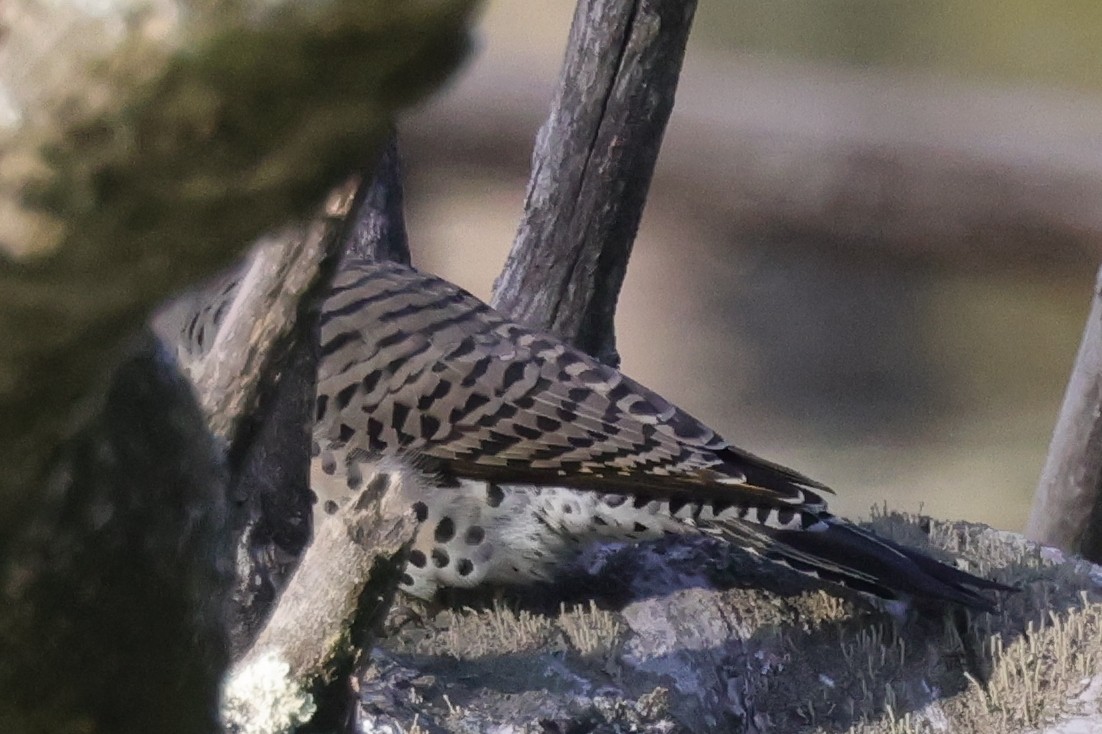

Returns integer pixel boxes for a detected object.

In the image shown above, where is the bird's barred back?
[315,262,828,507]
[183,258,1012,611]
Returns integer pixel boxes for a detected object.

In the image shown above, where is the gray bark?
[1027,265,1102,560]
[223,465,417,734]
[341,133,412,266]
[190,217,343,444]
[491,0,697,367]
[219,145,421,725]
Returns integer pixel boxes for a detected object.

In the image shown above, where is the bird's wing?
[316,260,829,511]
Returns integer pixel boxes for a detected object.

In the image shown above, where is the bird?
[176,258,1012,613]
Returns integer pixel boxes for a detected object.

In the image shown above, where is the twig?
[191,187,354,445]
[223,464,417,734]
[491,0,698,366]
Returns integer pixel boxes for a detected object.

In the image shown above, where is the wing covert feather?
[316,261,829,510]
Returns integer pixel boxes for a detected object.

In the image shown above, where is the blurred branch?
[0,1,473,731]
[410,50,1102,271]
[1027,265,1102,560]
[491,0,698,366]
[191,206,348,445]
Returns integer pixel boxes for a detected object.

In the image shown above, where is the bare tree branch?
[191,200,350,445]
[491,0,698,366]
[221,141,419,731]
[341,133,412,266]
[1027,264,1102,559]
[223,464,417,734]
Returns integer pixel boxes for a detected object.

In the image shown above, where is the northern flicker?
[177,258,1011,612]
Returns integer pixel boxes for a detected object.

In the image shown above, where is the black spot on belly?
[346,466,363,490]
[457,558,474,576]
[324,500,338,515]
[633,521,648,533]
[465,526,485,545]
[412,502,428,522]
[400,573,415,586]
[434,516,456,542]
[487,483,505,508]
[366,473,390,495]
[431,548,450,568]
[408,549,427,568]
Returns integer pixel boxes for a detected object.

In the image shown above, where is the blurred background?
[399,2,1102,530]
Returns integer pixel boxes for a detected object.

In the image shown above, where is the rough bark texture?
[222,464,417,734]
[341,133,412,267]
[1027,265,1102,561]
[0,2,473,732]
[491,0,697,367]
[0,0,474,549]
[217,145,421,732]
[185,204,347,444]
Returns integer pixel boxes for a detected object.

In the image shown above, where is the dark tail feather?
[710,515,1012,612]
[871,532,1018,594]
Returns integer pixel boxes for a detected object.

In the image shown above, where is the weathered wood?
[1027,265,1102,559]
[0,0,476,550]
[223,464,416,734]
[341,133,412,266]
[190,211,345,444]
[491,0,697,366]
[221,142,419,729]
[203,191,354,654]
